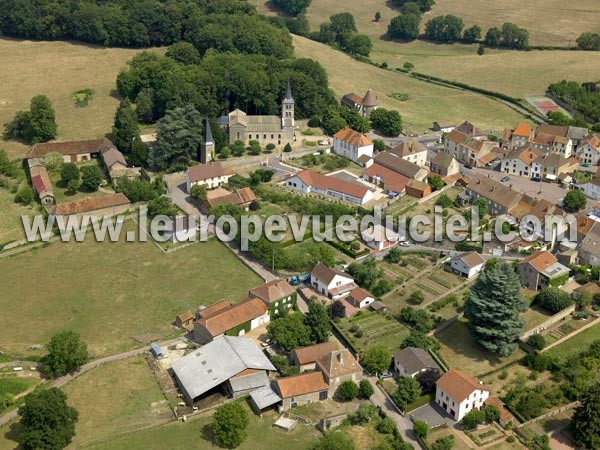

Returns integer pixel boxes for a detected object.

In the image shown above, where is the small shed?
[370,301,388,313]
[150,342,164,359]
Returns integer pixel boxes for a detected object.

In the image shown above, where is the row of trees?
[548,80,600,124]
[313,13,373,57]
[576,32,600,51]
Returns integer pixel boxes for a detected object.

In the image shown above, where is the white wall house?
[310,263,357,299]
[576,137,600,166]
[332,127,374,164]
[449,252,485,278]
[361,224,400,251]
[579,178,600,200]
[186,162,233,193]
[348,287,375,309]
[436,369,490,421]
[284,169,373,205]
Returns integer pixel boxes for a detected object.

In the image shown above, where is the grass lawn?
[82,400,322,450]
[521,305,552,332]
[0,376,38,397]
[427,426,471,450]
[0,221,262,357]
[0,38,160,160]
[48,160,112,204]
[0,186,38,245]
[546,322,600,359]
[335,311,410,354]
[292,35,527,133]
[435,319,526,376]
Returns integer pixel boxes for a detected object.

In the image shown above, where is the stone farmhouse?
[205,187,256,211]
[390,141,428,167]
[217,79,295,147]
[186,161,235,193]
[51,193,131,219]
[29,164,54,205]
[430,152,460,179]
[291,342,338,372]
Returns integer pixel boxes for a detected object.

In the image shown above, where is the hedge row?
[325,239,371,259]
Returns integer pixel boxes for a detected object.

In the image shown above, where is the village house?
[347,287,375,309]
[26,138,113,163]
[100,144,140,185]
[463,175,522,216]
[363,162,409,195]
[390,141,428,167]
[193,297,270,344]
[529,132,573,158]
[205,187,256,211]
[273,371,329,411]
[500,123,533,149]
[310,262,357,299]
[518,251,570,290]
[536,124,589,149]
[172,336,275,405]
[500,147,544,177]
[443,130,494,167]
[456,121,484,138]
[217,79,295,147]
[186,162,234,193]
[51,193,131,219]
[249,278,297,317]
[449,251,486,278]
[435,369,490,421]
[332,127,374,164]
[576,135,600,166]
[372,152,429,182]
[284,169,373,205]
[430,152,460,178]
[393,347,438,378]
[29,164,54,205]
[316,349,362,396]
[361,224,400,251]
[578,222,600,266]
[531,153,578,181]
[291,342,338,372]
[433,120,456,133]
[340,88,378,118]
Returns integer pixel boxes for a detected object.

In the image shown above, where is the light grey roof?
[204,118,214,144]
[171,336,275,401]
[394,347,437,374]
[229,371,269,393]
[101,145,127,169]
[567,126,588,141]
[250,383,282,410]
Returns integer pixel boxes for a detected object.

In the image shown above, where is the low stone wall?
[520,305,576,341]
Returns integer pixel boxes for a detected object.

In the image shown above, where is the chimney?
[337,351,343,363]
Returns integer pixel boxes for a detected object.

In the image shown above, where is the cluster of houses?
[25,138,136,217]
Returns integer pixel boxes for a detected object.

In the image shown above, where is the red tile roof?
[294,170,369,200]
[275,371,329,398]
[364,163,409,192]
[196,297,267,337]
[513,123,532,137]
[436,369,488,403]
[520,251,557,273]
[333,127,373,147]
[249,279,296,304]
[27,138,113,159]
[51,193,130,215]
[291,342,338,365]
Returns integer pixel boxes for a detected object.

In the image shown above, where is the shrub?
[307,117,320,127]
[408,290,425,305]
[527,334,546,350]
[377,417,397,434]
[413,420,429,438]
[338,380,359,401]
[359,379,375,399]
[461,409,485,429]
[14,185,34,205]
[536,287,573,313]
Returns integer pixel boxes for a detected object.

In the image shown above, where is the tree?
[112,101,139,154]
[427,175,444,191]
[80,165,103,191]
[130,138,148,167]
[267,312,313,351]
[391,0,435,13]
[577,32,600,51]
[19,388,78,450]
[463,25,481,43]
[67,178,81,193]
[400,2,423,15]
[165,42,200,65]
[338,380,359,400]
[147,196,176,219]
[15,185,34,205]
[26,95,58,144]
[527,334,546,351]
[473,197,488,218]
[283,143,292,153]
[152,104,203,171]
[413,420,429,438]
[418,368,441,393]
[345,34,373,57]
[536,287,573,313]
[408,290,425,305]
[464,263,527,356]
[401,331,440,351]
[432,435,455,450]
[477,44,485,55]
[377,417,397,434]
[424,15,464,43]
[212,402,249,448]
[190,184,208,204]
[387,247,403,263]
[563,189,587,212]
[571,382,600,449]
[60,163,79,184]
[484,27,502,47]
[483,405,500,423]
[135,89,155,124]
[461,409,485,429]
[388,14,421,41]
[501,22,529,49]
[370,108,402,136]
[393,376,422,409]
[305,301,331,343]
[362,344,391,374]
[311,431,355,450]
[329,13,358,40]
[272,0,312,16]
[44,331,88,378]
[373,139,386,152]
[375,11,382,22]
[340,107,370,133]
[358,379,375,399]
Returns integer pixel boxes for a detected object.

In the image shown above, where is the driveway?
[409,402,454,428]
[462,167,566,204]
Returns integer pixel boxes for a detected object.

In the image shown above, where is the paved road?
[461,166,567,204]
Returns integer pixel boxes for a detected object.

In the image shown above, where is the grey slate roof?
[229,371,270,393]
[250,383,282,410]
[171,336,275,401]
[394,347,437,374]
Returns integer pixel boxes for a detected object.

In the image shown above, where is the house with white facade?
[436,369,490,421]
[576,135,600,166]
[499,147,543,177]
[347,287,375,309]
[310,263,357,299]
[284,169,373,205]
[186,162,234,193]
[390,141,428,167]
[579,178,600,201]
[332,127,374,164]
[449,251,485,278]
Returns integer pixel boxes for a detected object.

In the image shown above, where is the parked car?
[531,176,541,182]
[378,372,394,379]
[464,164,473,169]
[500,176,510,182]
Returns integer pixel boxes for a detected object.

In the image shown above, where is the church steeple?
[281,78,295,129]
[200,118,215,164]
[284,77,293,102]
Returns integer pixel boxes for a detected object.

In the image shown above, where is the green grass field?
[546,322,600,359]
[0,38,157,160]
[0,221,262,357]
[336,311,410,354]
[85,400,321,450]
[0,186,37,245]
[435,319,526,376]
[292,35,527,132]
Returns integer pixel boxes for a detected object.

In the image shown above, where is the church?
[216,79,296,147]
